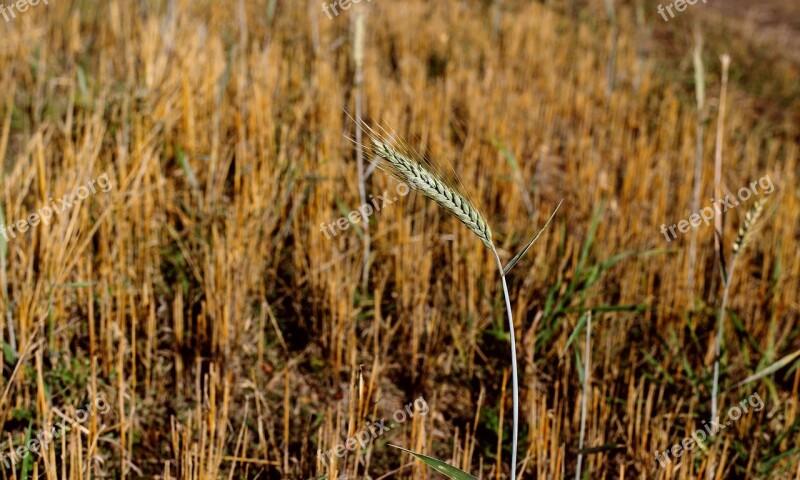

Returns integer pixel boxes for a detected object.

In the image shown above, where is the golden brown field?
[0,0,798,478]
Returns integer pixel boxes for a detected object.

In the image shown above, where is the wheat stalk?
[364,126,520,479]
[361,124,561,479]
[710,197,767,477]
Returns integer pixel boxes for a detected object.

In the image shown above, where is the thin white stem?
[352,10,369,290]
[709,255,737,480]
[575,311,591,480]
[493,247,518,480]
[707,54,730,480]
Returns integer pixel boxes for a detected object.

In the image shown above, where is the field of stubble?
[0,0,798,479]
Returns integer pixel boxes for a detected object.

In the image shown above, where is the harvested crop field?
[0,0,798,479]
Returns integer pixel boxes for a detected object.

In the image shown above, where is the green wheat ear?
[366,136,493,249]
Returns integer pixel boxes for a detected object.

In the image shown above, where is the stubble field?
[0,0,798,479]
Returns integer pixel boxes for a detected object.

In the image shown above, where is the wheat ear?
[369,140,494,250]
[732,198,765,256]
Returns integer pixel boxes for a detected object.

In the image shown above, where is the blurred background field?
[0,0,798,478]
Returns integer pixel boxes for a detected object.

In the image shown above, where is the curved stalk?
[492,247,518,480]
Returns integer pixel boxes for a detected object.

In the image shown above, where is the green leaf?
[2,342,14,365]
[20,424,32,479]
[77,66,89,98]
[389,444,478,480]
[577,204,604,275]
[492,138,520,171]
[562,311,590,357]
[334,196,364,239]
[59,281,97,288]
[175,146,200,196]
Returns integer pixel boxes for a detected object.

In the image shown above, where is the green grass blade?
[20,424,32,479]
[492,138,519,171]
[562,311,589,357]
[334,196,365,239]
[734,349,800,389]
[577,204,603,274]
[59,281,97,288]
[389,444,478,480]
[175,146,201,205]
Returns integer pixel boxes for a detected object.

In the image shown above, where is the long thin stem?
[709,255,737,480]
[687,28,705,302]
[575,311,591,480]
[352,10,370,290]
[712,55,731,291]
[492,247,518,480]
[707,54,731,480]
